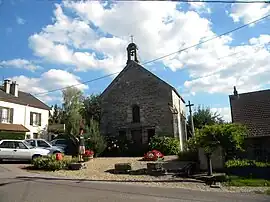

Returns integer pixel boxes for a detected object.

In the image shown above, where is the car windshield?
[23,141,34,149]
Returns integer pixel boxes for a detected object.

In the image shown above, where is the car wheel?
[0,159,3,163]
[32,154,41,161]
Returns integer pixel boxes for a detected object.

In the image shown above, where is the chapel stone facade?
[100,42,187,151]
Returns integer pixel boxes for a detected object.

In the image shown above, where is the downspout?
[24,105,29,138]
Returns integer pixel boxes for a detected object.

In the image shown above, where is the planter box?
[227,167,270,179]
[69,163,86,170]
[114,163,132,174]
[147,163,164,171]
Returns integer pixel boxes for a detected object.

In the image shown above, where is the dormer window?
[132,104,140,123]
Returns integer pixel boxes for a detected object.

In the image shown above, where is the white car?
[0,139,51,162]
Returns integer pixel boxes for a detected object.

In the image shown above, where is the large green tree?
[49,104,64,124]
[81,94,101,125]
[187,105,224,136]
[62,87,84,136]
[187,123,247,176]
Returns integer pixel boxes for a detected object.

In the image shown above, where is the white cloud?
[0,59,40,71]
[7,1,269,100]
[9,69,88,103]
[211,107,231,122]
[16,16,25,25]
[230,3,270,24]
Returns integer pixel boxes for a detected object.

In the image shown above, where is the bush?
[149,135,180,155]
[84,119,107,157]
[32,155,78,171]
[178,150,198,162]
[225,159,270,168]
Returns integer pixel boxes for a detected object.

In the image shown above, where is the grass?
[225,176,270,187]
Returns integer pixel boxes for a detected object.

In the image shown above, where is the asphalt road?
[0,164,270,202]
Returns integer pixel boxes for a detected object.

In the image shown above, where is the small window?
[14,142,27,149]
[33,133,39,139]
[37,140,50,148]
[132,105,140,123]
[30,112,41,126]
[0,141,14,148]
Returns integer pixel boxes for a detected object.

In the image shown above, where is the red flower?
[84,150,94,157]
[143,150,164,161]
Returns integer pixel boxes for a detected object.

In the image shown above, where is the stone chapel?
[100,42,187,151]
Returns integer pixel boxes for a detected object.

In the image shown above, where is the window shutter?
[9,108,14,123]
[30,112,33,125]
[38,113,41,126]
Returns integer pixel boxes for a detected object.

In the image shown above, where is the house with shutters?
[0,79,51,140]
[100,42,187,152]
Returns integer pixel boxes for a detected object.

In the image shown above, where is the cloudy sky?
[1,0,270,122]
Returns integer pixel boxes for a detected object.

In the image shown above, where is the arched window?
[132,105,140,123]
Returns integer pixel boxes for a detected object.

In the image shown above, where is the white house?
[0,79,51,139]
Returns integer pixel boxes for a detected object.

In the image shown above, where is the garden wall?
[198,146,225,171]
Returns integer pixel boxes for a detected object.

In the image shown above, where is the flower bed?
[142,150,164,161]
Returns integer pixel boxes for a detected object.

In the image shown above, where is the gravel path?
[28,157,269,194]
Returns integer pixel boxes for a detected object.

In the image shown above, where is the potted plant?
[83,150,94,161]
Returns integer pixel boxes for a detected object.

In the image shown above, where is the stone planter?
[114,163,132,174]
[69,163,86,170]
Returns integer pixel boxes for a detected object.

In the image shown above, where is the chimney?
[3,79,11,94]
[10,81,19,97]
[233,86,238,96]
[233,86,240,100]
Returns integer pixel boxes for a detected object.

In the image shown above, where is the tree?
[188,105,224,132]
[84,118,107,157]
[81,94,101,124]
[62,87,84,136]
[187,123,247,176]
[49,104,64,124]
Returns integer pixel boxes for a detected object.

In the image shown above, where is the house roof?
[229,88,270,137]
[0,86,51,110]
[0,123,30,132]
[101,60,185,103]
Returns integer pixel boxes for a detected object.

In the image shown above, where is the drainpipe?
[24,105,29,138]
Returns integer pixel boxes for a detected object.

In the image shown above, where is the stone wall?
[100,61,174,139]
[198,147,225,171]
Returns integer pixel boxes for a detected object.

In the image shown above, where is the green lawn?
[225,176,270,187]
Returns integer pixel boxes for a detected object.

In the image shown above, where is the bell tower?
[126,35,139,64]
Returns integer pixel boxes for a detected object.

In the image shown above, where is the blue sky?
[1,0,270,121]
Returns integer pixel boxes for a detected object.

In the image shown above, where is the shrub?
[84,119,107,157]
[149,135,180,155]
[225,159,270,168]
[32,155,78,171]
[143,150,164,161]
[178,150,198,162]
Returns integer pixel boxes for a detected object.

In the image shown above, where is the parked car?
[50,138,69,151]
[0,139,51,162]
[50,138,77,155]
[25,139,64,154]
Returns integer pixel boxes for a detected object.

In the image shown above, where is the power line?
[32,13,270,96]
[172,0,270,3]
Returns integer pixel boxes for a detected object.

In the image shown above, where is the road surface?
[0,163,269,202]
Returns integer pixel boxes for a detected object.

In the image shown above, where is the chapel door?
[131,129,142,144]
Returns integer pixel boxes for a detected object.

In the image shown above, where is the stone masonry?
[100,42,186,148]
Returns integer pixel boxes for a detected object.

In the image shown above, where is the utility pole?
[186,100,195,137]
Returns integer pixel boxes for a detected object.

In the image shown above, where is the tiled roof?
[229,89,270,137]
[0,123,30,132]
[0,86,50,110]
